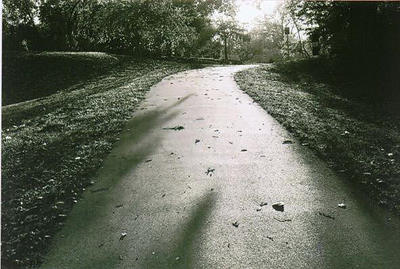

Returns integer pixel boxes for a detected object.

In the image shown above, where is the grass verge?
[2,51,132,106]
[235,64,400,214]
[1,54,194,268]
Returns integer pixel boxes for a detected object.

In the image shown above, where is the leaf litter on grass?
[1,58,194,268]
[235,64,400,215]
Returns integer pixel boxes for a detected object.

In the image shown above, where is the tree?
[246,17,285,62]
[283,0,400,100]
[215,18,246,61]
[2,0,41,50]
[279,2,310,58]
[3,0,236,56]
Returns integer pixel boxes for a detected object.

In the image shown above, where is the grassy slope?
[1,53,194,268]
[235,64,400,214]
[2,51,132,106]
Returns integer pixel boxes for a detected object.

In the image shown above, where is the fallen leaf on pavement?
[205,168,215,176]
[120,232,127,240]
[91,187,109,193]
[274,217,292,222]
[318,212,335,219]
[272,202,284,212]
[163,126,184,131]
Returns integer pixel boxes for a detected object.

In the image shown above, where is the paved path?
[42,66,400,268]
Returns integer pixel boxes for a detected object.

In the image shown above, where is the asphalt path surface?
[42,65,400,268]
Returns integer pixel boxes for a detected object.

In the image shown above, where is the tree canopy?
[3,0,234,56]
[3,0,399,86]
[284,0,400,98]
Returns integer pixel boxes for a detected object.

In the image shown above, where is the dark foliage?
[286,0,400,102]
[2,0,233,57]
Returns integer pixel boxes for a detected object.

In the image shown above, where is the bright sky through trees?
[235,0,282,30]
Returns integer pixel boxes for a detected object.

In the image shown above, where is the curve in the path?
[42,65,400,269]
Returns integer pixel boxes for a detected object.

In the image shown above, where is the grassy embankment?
[1,52,195,268]
[235,60,400,214]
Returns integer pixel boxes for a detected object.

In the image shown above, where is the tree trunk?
[224,36,228,61]
[289,10,310,58]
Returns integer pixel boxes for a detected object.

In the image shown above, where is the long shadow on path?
[41,95,193,269]
[139,192,217,269]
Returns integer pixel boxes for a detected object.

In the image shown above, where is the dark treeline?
[3,0,400,101]
[285,0,400,103]
[2,0,234,58]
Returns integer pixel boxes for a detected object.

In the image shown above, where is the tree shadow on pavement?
[141,192,217,269]
[102,93,194,182]
[308,190,400,269]
[41,95,193,269]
